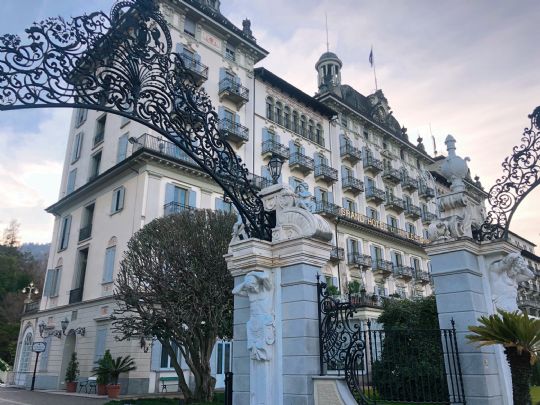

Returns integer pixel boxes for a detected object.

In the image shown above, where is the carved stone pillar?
[226,184,332,405]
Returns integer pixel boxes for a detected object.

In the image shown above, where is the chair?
[87,376,97,394]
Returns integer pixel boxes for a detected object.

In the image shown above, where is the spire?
[325,13,329,53]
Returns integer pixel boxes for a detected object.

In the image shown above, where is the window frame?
[111,186,125,214]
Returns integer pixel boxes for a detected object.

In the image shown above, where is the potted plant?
[467,310,540,405]
[107,355,136,399]
[348,280,361,294]
[93,349,113,395]
[65,352,80,392]
[326,285,339,296]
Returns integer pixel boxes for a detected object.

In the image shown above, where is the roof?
[254,67,337,119]
[316,51,343,67]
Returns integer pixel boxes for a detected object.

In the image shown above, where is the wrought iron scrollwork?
[0,0,272,240]
[477,106,540,241]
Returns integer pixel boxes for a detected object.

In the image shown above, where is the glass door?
[214,340,231,389]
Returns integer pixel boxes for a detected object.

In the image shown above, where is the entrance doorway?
[58,332,76,389]
[214,341,231,389]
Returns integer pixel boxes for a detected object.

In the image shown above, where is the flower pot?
[107,384,121,399]
[66,381,77,393]
[97,383,107,396]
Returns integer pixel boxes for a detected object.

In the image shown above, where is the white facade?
[13,0,484,394]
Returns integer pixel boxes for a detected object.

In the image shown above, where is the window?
[371,245,383,263]
[366,207,379,220]
[165,183,196,214]
[284,107,291,129]
[102,246,116,283]
[216,341,232,375]
[225,42,235,61]
[391,251,403,268]
[43,267,62,297]
[161,342,180,369]
[89,151,102,180]
[184,16,196,37]
[79,203,95,241]
[66,169,77,194]
[404,194,412,209]
[416,158,421,169]
[58,215,71,251]
[94,115,106,146]
[216,197,233,213]
[406,222,416,235]
[341,114,348,128]
[265,97,274,120]
[94,327,108,362]
[387,215,399,231]
[363,129,369,140]
[111,186,125,213]
[347,238,359,255]
[343,198,356,212]
[117,133,129,162]
[375,283,387,297]
[411,257,421,272]
[300,115,307,136]
[71,132,84,163]
[315,124,323,145]
[288,177,304,194]
[292,111,299,133]
[75,108,87,128]
[275,102,283,126]
[396,286,407,298]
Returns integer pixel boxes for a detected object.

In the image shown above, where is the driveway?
[0,387,109,405]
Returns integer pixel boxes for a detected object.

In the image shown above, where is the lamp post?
[22,282,39,304]
[267,153,283,185]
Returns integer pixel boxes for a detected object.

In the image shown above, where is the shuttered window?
[102,246,116,283]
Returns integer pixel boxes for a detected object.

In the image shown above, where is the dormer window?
[184,17,196,37]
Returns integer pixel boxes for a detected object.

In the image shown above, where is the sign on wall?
[32,342,47,353]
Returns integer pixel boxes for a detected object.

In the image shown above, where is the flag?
[369,47,374,67]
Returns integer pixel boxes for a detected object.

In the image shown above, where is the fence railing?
[317,278,466,405]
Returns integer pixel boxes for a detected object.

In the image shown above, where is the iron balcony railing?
[180,52,208,84]
[415,270,431,284]
[78,224,92,241]
[340,143,362,164]
[363,155,383,173]
[261,140,290,160]
[421,211,438,224]
[347,252,372,268]
[314,163,338,183]
[330,246,345,262]
[314,200,340,217]
[219,118,249,143]
[69,288,83,304]
[402,175,419,191]
[218,78,249,105]
[382,167,401,184]
[419,184,435,199]
[404,204,422,219]
[342,176,364,194]
[372,259,393,274]
[249,174,273,190]
[365,186,385,204]
[164,201,195,215]
[289,152,314,174]
[134,133,197,166]
[385,195,406,213]
[393,265,414,279]
[23,301,40,314]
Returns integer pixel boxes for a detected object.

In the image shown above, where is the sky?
[0,0,539,248]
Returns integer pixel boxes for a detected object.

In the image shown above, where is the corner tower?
[315,51,342,93]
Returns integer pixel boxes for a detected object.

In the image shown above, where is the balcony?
[340,144,362,164]
[402,176,418,192]
[415,271,431,284]
[249,174,272,191]
[330,246,345,262]
[219,118,249,144]
[421,212,437,225]
[365,186,385,204]
[393,266,414,280]
[133,133,197,166]
[289,152,314,175]
[23,301,40,314]
[69,288,83,304]
[404,204,422,220]
[419,185,435,200]
[218,78,249,107]
[372,259,393,277]
[164,202,195,215]
[314,201,340,217]
[78,224,92,241]
[261,140,289,160]
[363,156,383,174]
[314,164,338,184]
[385,195,405,213]
[382,167,401,185]
[342,176,364,195]
[348,253,372,269]
[180,52,208,86]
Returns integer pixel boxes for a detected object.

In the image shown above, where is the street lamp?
[22,282,39,303]
[267,153,283,185]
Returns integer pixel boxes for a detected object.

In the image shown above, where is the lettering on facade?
[201,30,222,52]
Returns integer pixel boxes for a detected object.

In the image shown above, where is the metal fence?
[317,278,466,405]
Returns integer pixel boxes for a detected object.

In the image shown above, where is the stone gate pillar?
[426,136,533,405]
[226,184,332,405]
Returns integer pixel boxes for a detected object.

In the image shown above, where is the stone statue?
[489,253,534,312]
[232,271,275,361]
[295,182,316,212]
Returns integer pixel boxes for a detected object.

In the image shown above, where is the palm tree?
[108,355,137,385]
[467,310,540,405]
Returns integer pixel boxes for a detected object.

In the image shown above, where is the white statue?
[489,253,534,312]
[232,271,275,361]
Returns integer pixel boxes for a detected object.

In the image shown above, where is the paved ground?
[0,387,109,405]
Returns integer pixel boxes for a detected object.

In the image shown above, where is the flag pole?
[370,45,378,91]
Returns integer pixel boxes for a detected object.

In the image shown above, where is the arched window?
[300,115,307,137]
[265,97,274,121]
[316,123,324,145]
[292,111,299,133]
[284,106,291,129]
[308,119,315,140]
[103,237,118,284]
[16,327,34,384]
[275,101,283,126]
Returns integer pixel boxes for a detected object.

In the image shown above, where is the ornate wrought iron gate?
[317,278,466,405]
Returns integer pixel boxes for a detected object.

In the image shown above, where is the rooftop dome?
[315,51,343,68]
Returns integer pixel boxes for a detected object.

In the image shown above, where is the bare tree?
[2,220,20,248]
[113,209,236,402]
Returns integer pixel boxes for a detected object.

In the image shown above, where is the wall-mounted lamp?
[268,153,283,185]
[38,320,62,339]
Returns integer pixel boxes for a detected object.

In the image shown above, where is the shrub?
[65,352,80,382]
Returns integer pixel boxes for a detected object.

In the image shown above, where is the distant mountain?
[19,243,50,261]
